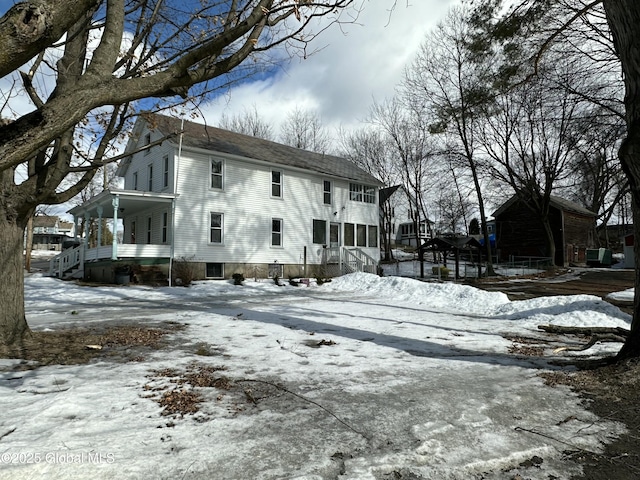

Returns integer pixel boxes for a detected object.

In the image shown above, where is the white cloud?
[200,0,457,135]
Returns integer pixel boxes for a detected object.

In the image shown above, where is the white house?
[55,114,382,283]
[379,185,433,250]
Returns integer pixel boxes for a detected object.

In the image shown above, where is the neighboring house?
[57,114,382,282]
[31,215,75,251]
[379,185,432,250]
[493,195,597,267]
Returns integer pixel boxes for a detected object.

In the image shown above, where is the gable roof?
[33,215,59,228]
[379,185,401,204]
[493,194,596,218]
[120,113,383,186]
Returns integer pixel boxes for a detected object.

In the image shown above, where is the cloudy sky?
[198,0,458,136]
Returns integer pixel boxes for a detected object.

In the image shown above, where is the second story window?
[132,171,138,190]
[323,180,332,205]
[147,164,153,191]
[349,183,375,204]
[144,133,151,155]
[163,156,169,188]
[211,158,223,189]
[271,170,282,197]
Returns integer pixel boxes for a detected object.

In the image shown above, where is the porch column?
[83,211,90,245]
[111,195,119,260]
[96,205,103,249]
[73,215,80,242]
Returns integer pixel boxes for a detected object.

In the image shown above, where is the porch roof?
[68,188,176,218]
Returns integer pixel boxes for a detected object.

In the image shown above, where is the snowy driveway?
[0,273,631,479]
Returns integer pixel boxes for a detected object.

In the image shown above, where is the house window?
[210,158,223,189]
[206,263,224,279]
[323,180,332,205]
[368,225,378,247]
[272,218,283,247]
[349,183,375,204]
[271,170,282,197]
[357,224,367,247]
[210,213,223,244]
[132,171,138,190]
[313,219,327,244]
[144,133,151,155]
[344,223,355,246]
[163,156,169,188]
[147,164,153,191]
[146,217,152,244]
[162,212,168,243]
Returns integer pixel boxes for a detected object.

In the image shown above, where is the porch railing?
[341,247,378,275]
[49,244,83,278]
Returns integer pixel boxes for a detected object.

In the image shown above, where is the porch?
[50,188,176,280]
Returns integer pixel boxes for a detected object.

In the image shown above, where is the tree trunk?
[603,0,640,359]
[0,214,31,346]
[24,214,33,273]
[541,216,557,267]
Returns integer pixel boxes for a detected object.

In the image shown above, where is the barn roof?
[493,195,596,218]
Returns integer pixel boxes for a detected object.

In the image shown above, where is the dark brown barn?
[493,195,597,267]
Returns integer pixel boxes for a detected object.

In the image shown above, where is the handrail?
[341,247,377,274]
[49,244,83,277]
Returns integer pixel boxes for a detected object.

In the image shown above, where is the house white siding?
[171,149,379,267]
[68,114,383,282]
[123,126,174,193]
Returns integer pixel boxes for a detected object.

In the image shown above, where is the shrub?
[172,255,198,286]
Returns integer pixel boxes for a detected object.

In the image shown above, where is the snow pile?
[494,294,631,329]
[324,272,510,314]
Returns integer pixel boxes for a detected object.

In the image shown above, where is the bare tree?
[0,0,361,348]
[403,6,496,274]
[280,106,331,153]
[467,0,640,359]
[369,97,438,273]
[219,105,274,139]
[339,127,400,260]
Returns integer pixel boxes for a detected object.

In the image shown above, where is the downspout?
[169,118,184,286]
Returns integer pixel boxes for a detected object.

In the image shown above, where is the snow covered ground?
[0,272,633,479]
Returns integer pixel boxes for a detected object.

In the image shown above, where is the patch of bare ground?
[539,359,640,480]
[0,321,186,368]
[477,268,638,480]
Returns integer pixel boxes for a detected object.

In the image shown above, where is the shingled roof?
[493,194,596,218]
[127,113,382,186]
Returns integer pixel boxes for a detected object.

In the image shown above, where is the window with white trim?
[146,217,152,244]
[144,133,151,155]
[323,180,332,205]
[271,218,283,247]
[313,219,327,244]
[271,170,282,197]
[368,225,378,247]
[147,164,153,191]
[349,183,375,203]
[132,171,138,190]
[162,212,168,243]
[344,223,355,246]
[210,213,223,244]
[210,158,223,189]
[357,224,367,247]
[163,156,169,188]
